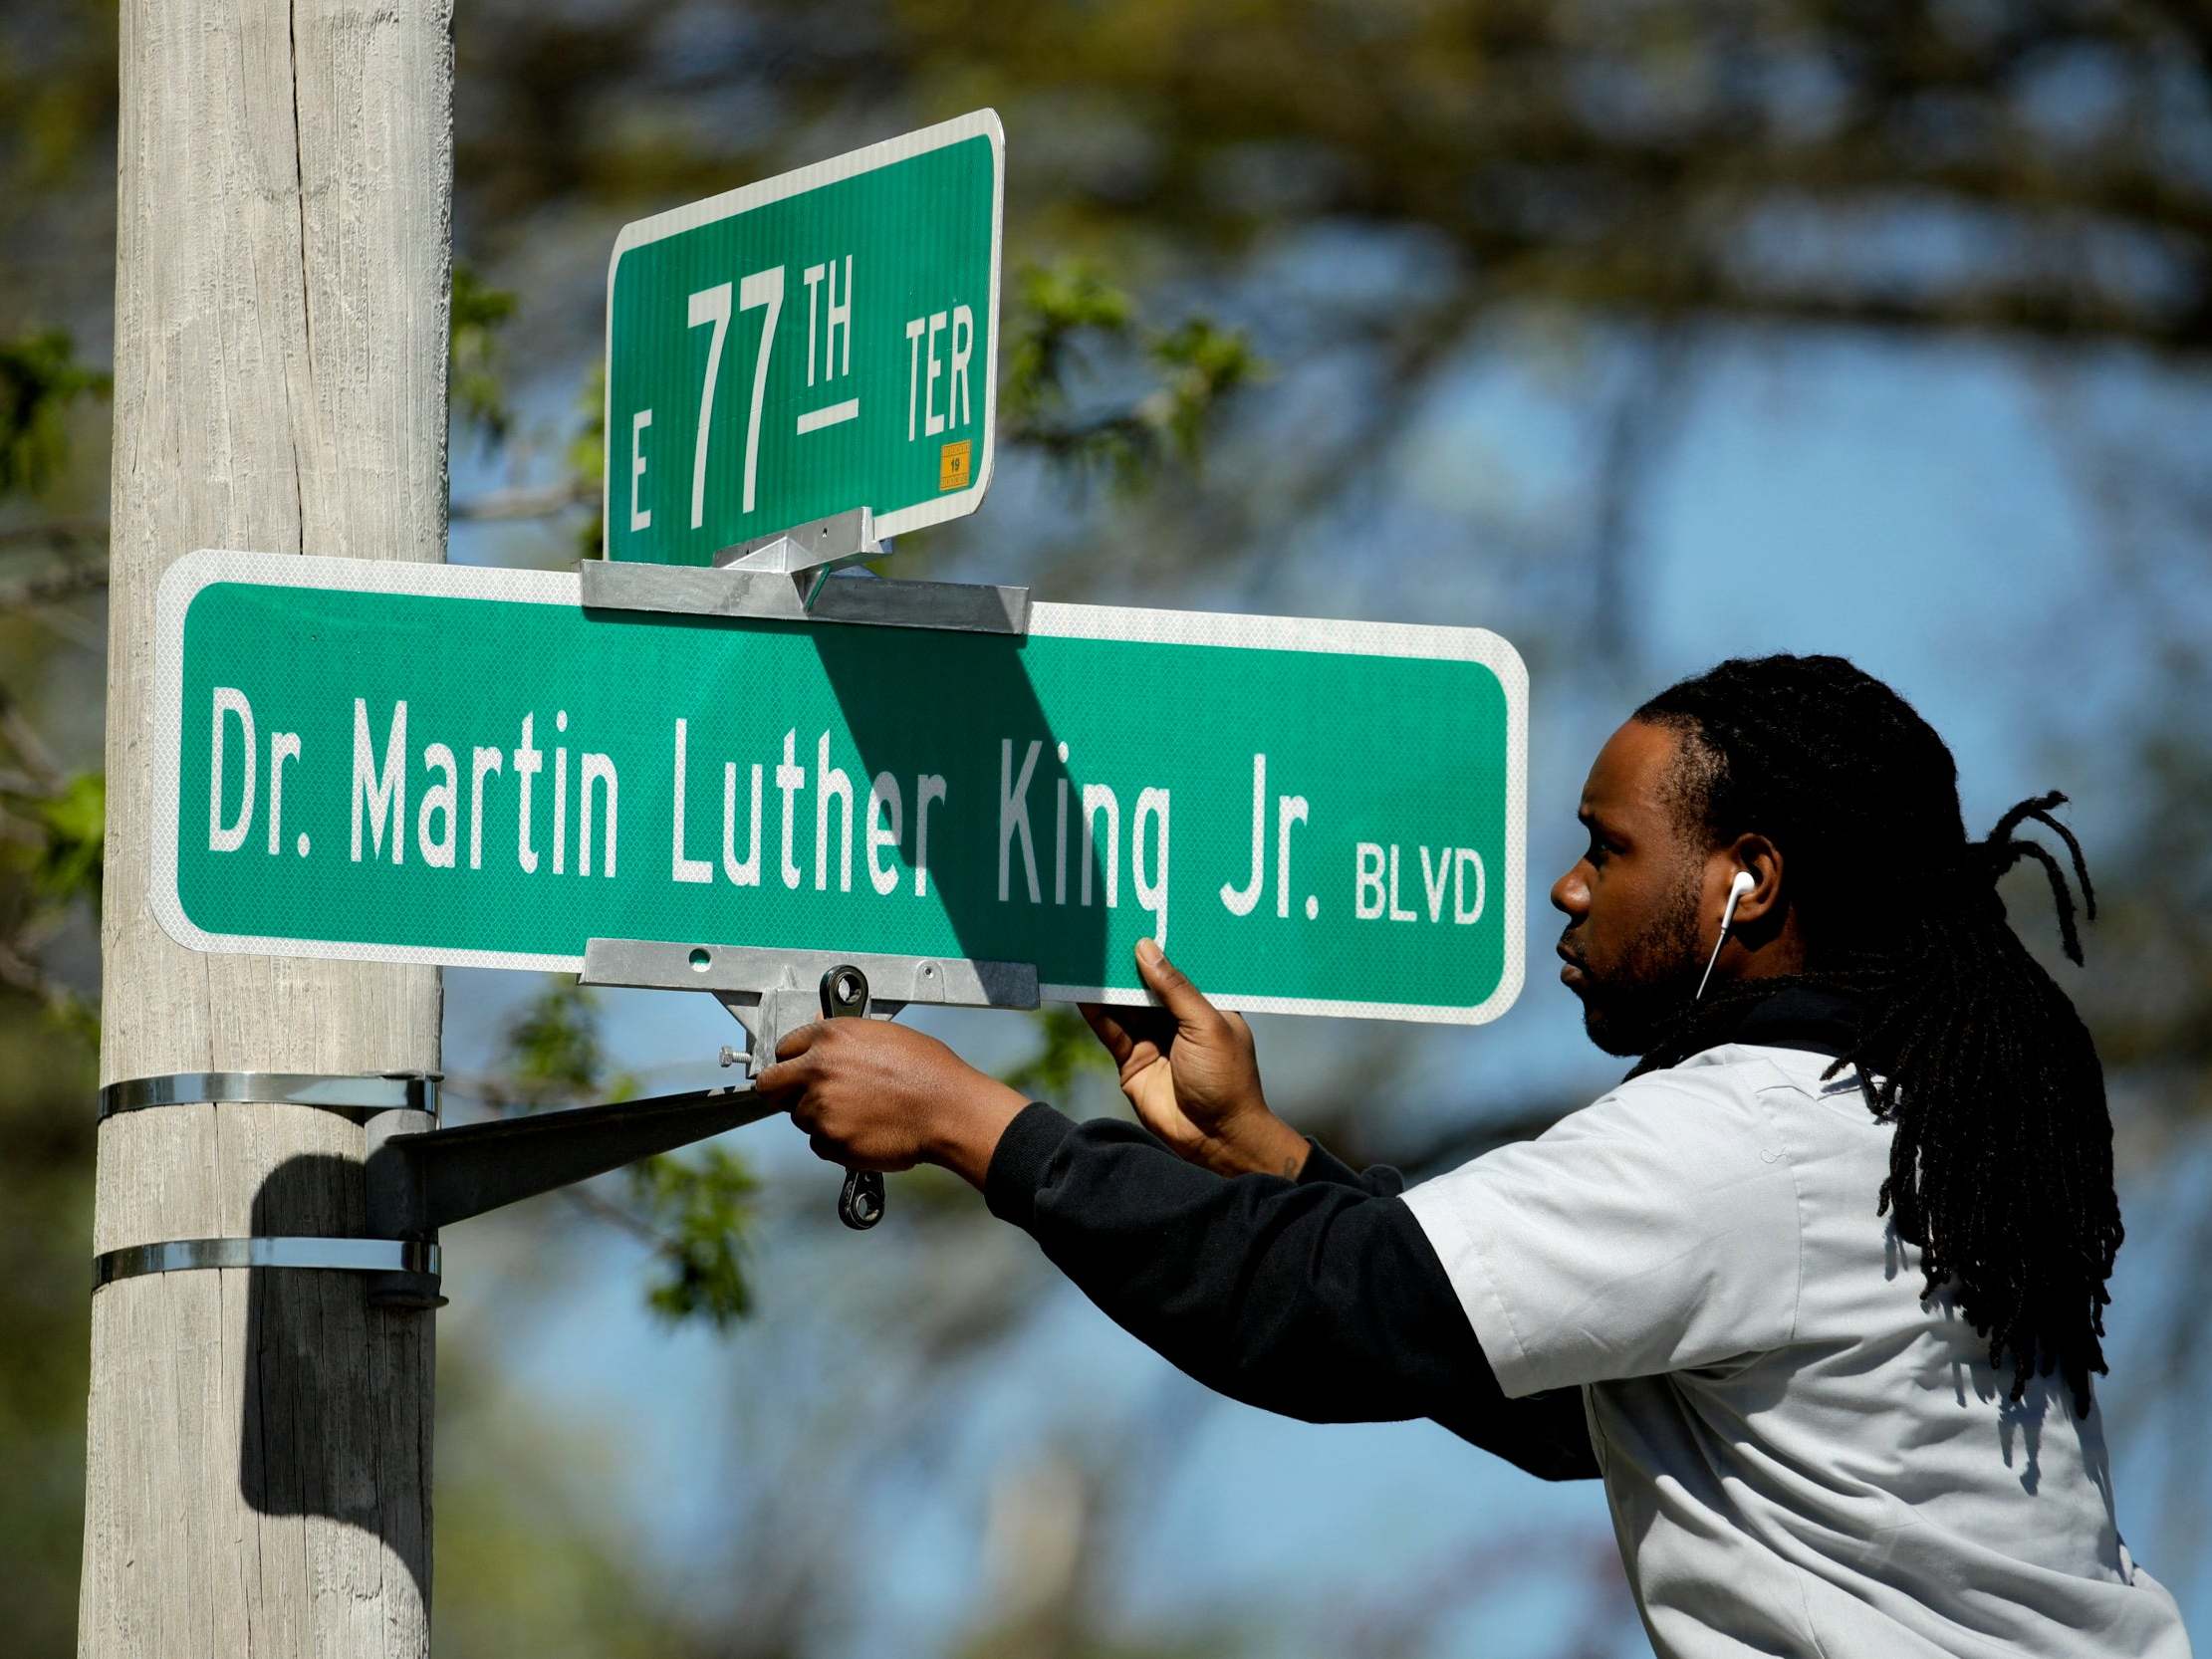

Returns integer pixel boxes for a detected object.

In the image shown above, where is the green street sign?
[152,552,1527,1024]
[605,111,1002,565]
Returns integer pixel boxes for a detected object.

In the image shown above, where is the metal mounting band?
[93,1236,441,1289]
[99,1071,440,1122]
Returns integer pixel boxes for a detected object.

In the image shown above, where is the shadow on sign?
[807,617,1116,996]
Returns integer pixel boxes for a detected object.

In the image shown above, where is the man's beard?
[1577,873,1705,1059]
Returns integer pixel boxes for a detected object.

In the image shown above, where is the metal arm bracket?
[352,940,1036,1305]
[580,506,1030,635]
[578,936,1039,1080]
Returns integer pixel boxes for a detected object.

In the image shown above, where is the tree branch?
[0,936,85,1018]
[450,482,593,523]
[0,557,110,610]
[0,518,109,552]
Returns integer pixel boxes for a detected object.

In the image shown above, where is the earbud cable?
[1694,888,1745,1002]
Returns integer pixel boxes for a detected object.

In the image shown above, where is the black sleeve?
[984,1102,1597,1482]
[1294,1137,1406,1197]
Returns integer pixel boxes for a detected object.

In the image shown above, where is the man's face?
[1550,719,1710,1057]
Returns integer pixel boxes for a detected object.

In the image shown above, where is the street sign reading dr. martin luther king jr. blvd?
[606,111,1002,565]
[151,552,1527,1024]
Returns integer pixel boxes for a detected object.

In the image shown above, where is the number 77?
[687,266,784,530]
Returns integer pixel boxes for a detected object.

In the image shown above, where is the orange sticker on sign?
[939,439,973,492]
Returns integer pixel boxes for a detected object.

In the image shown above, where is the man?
[758,653,2192,1658]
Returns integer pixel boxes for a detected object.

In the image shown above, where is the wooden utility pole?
[82,1,452,1654]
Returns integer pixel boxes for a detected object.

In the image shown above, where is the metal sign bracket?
[577,936,1040,1082]
[347,941,1036,1305]
[579,505,1030,636]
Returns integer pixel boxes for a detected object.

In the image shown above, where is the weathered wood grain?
[84,2,453,1653]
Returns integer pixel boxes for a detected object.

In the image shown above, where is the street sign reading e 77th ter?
[152,552,1527,1024]
[605,111,1003,565]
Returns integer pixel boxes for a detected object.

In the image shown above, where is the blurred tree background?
[3,1,2208,1655]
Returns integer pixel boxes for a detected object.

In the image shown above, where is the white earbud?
[1694,870,1757,1002]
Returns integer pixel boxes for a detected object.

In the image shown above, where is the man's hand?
[1080,939,1311,1179]
[754,1018,1031,1191]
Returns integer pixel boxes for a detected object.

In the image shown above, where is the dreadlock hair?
[1625,653,2117,1417]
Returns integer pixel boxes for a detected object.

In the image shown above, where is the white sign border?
[152,550,1527,1028]
[602,108,1005,558]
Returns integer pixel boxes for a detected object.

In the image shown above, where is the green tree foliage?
[0,331,108,496]
[474,979,765,1325]
[451,263,520,452]
[1004,261,1264,489]
[999,1005,1113,1101]
[0,1009,96,1659]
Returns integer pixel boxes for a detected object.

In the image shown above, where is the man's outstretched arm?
[756,1008,1594,1482]
[983,1098,1597,1481]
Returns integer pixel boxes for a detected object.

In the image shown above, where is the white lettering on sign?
[905,303,974,441]
[1221,753,1267,916]
[629,409,652,533]
[736,268,783,515]
[775,728,805,890]
[998,737,1041,903]
[469,746,501,870]
[1355,841,1486,925]
[208,687,255,853]
[1081,783,1118,909]
[342,707,620,881]
[688,268,784,526]
[905,317,926,439]
[995,736,1175,948]
[828,256,852,377]
[722,758,764,887]
[581,751,617,877]
[1457,848,1486,923]
[797,255,858,434]
[816,731,854,894]
[914,774,946,898]
[866,772,902,897]
[1220,753,1310,922]
[1356,842,1385,919]
[686,284,730,531]
[210,688,1467,958]
[796,399,859,434]
[648,726,951,901]
[803,255,853,384]
[553,711,568,876]
[1276,791,1309,919]
[1134,787,1170,946]
[804,263,822,386]
[419,744,459,869]
[353,699,407,866]
[266,730,301,857]
[513,712,542,874]
[672,720,712,885]
[949,305,973,428]
[1054,768,1069,906]
[925,310,946,435]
